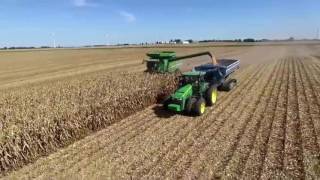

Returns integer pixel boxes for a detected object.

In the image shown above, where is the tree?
[186,39,194,43]
[174,39,182,44]
[243,38,255,42]
[288,37,295,41]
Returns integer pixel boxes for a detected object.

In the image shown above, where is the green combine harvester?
[145,51,215,73]
[144,51,240,116]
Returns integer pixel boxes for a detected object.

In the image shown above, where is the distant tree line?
[1,46,36,50]
[169,39,193,44]
[199,38,260,43]
[0,46,65,50]
[1,36,313,50]
[198,37,300,43]
[243,38,255,42]
[199,39,242,43]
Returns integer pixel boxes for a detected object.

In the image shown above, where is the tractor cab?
[178,71,206,87]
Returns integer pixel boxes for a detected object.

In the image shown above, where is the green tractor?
[164,59,240,116]
[164,71,218,116]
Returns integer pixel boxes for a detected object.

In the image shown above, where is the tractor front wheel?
[185,98,197,114]
[194,98,206,116]
[163,96,171,110]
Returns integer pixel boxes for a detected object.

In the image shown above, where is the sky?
[0,0,319,47]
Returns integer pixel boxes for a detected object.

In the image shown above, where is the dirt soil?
[2,45,320,179]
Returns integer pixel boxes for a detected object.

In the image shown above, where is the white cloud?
[119,11,136,23]
[73,0,97,7]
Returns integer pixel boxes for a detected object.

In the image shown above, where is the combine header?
[144,51,240,116]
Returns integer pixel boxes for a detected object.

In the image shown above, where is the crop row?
[0,72,177,176]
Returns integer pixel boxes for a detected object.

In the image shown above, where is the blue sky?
[0,0,319,47]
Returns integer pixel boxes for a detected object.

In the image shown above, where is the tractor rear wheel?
[206,86,218,106]
[194,98,206,116]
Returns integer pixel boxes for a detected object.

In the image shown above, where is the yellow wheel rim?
[200,103,206,114]
[211,89,218,104]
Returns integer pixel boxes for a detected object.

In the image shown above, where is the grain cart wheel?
[194,98,206,116]
[224,79,237,92]
[185,97,197,114]
[219,79,237,92]
[206,86,218,106]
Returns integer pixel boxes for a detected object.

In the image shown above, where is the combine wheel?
[206,86,218,106]
[194,98,206,116]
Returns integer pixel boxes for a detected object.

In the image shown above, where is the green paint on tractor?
[168,104,182,112]
[167,84,193,112]
[173,84,193,99]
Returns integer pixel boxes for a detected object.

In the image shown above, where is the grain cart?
[144,51,217,73]
[164,59,240,116]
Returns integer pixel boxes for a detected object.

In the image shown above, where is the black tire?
[219,79,237,92]
[185,97,197,114]
[163,96,171,109]
[224,79,237,91]
[194,98,206,116]
[205,86,218,106]
[228,80,236,90]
